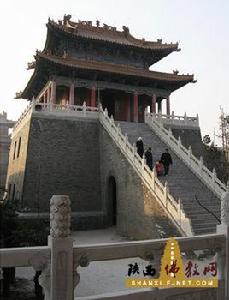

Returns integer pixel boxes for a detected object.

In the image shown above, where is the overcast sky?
[0,0,228,144]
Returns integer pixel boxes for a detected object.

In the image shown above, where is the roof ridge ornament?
[63,14,72,25]
[122,25,130,37]
[27,61,36,70]
[173,69,179,75]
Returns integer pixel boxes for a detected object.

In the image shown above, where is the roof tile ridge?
[47,17,179,50]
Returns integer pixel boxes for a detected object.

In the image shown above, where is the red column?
[151,94,156,113]
[158,100,162,113]
[133,92,138,122]
[126,96,130,121]
[166,96,170,115]
[47,86,50,103]
[69,83,74,105]
[50,81,56,104]
[91,87,96,107]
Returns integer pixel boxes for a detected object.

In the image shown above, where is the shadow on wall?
[106,175,117,227]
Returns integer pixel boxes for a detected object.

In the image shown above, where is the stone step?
[119,121,221,236]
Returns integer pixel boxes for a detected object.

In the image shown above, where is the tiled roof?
[36,51,194,83]
[17,52,195,100]
[47,18,179,52]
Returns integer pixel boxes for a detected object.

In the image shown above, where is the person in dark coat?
[161,148,173,176]
[136,137,144,158]
[145,147,153,171]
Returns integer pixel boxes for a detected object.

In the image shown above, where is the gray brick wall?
[22,114,101,213]
[164,125,204,159]
[7,113,179,238]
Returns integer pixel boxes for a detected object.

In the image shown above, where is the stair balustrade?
[145,111,227,198]
[99,106,193,236]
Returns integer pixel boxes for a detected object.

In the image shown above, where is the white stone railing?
[12,101,99,137]
[145,111,199,128]
[33,102,99,117]
[99,107,193,237]
[0,194,228,300]
[145,112,227,198]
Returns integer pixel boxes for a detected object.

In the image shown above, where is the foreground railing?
[1,193,229,300]
[145,111,227,198]
[99,107,193,236]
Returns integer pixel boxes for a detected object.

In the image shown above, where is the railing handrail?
[145,111,199,128]
[1,193,228,299]
[0,234,225,268]
[148,112,198,122]
[145,112,227,198]
[11,101,99,137]
[0,246,50,268]
[98,106,193,236]
[35,102,99,113]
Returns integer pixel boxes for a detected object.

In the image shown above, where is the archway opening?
[108,176,117,226]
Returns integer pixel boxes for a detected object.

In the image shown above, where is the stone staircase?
[118,121,221,235]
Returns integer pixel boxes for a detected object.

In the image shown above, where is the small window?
[13,141,17,160]
[17,137,22,158]
[8,183,11,199]
[12,184,16,201]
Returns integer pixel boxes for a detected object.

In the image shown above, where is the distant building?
[0,112,15,198]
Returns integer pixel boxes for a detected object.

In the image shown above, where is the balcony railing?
[145,111,199,128]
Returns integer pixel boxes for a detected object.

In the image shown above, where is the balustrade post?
[164,181,168,208]
[178,198,182,226]
[152,167,156,191]
[199,155,203,172]
[83,101,86,116]
[168,128,172,145]
[212,168,216,184]
[178,136,181,148]
[196,113,199,125]
[188,146,192,165]
[117,123,121,145]
[217,186,229,300]
[142,157,145,174]
[124,133,128,151]
[49,195,73,300]
[132,143,136,164]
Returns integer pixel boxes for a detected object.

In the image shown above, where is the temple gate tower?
[16,15,194,121]
[7,15,222,239]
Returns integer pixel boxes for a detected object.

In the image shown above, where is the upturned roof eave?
[45,20,179,53]
[17,52,195,100]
